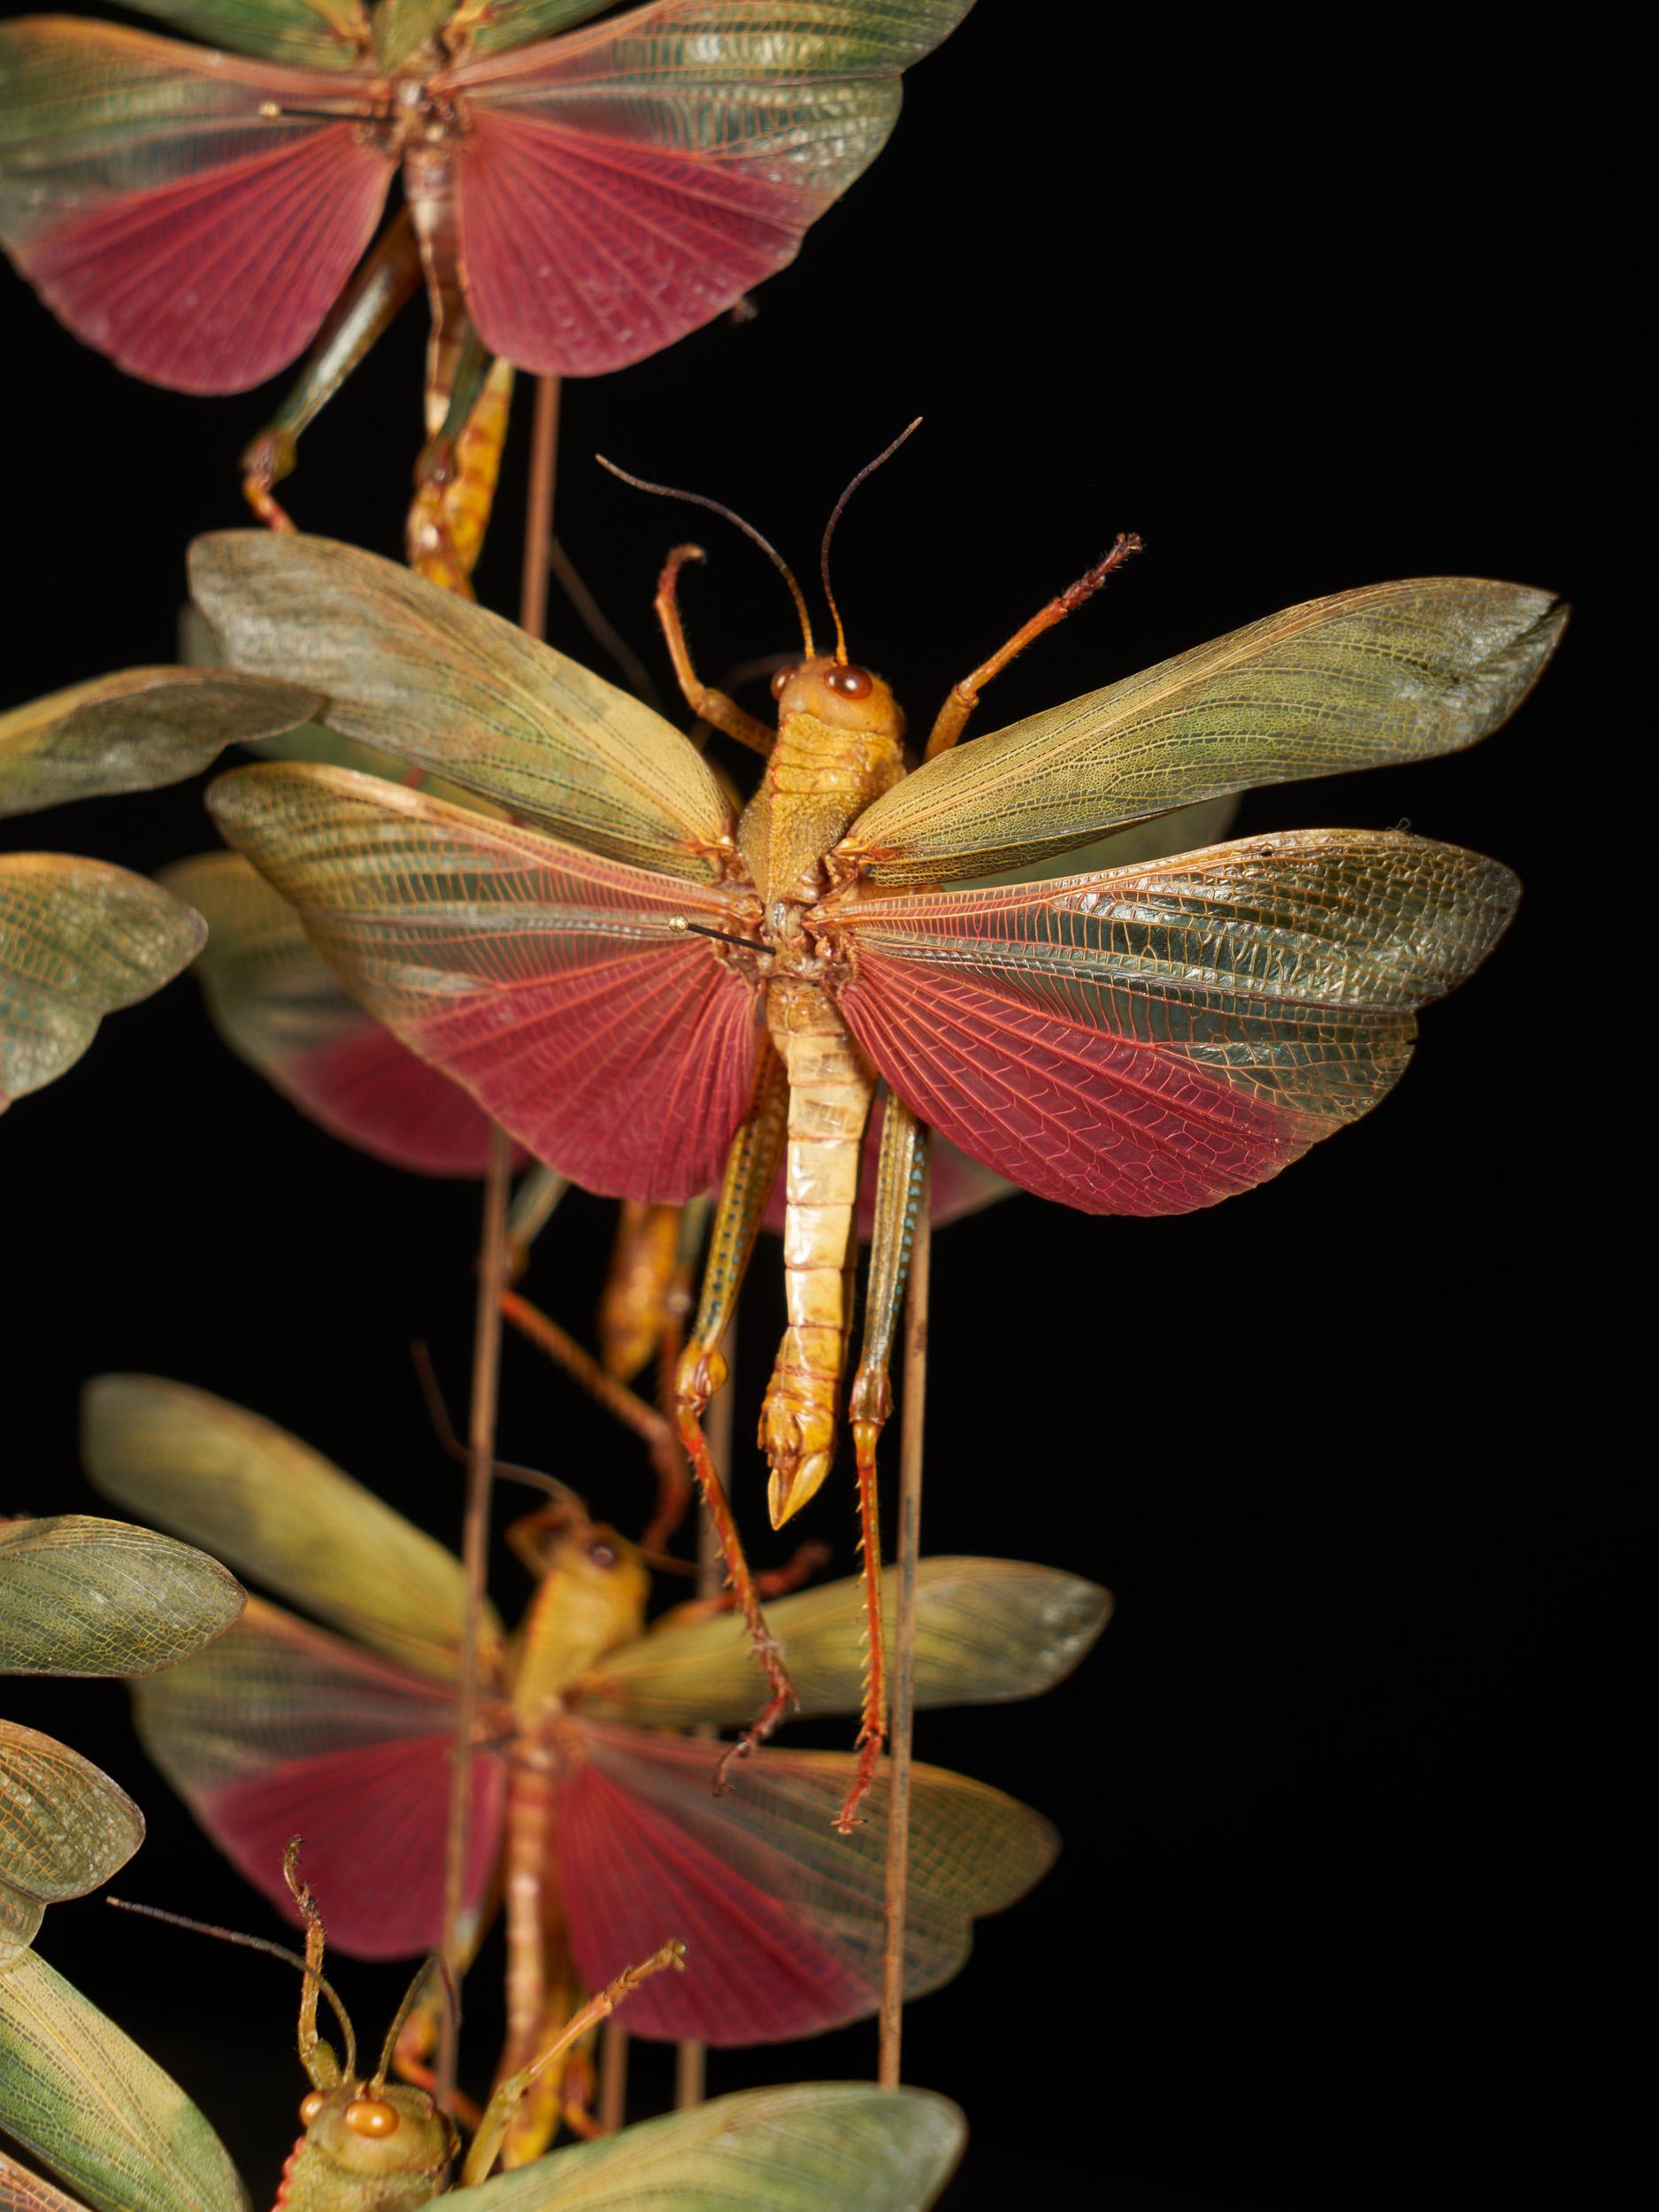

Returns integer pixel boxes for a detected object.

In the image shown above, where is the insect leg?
[463,1942,687,2184]
[673,1039,796,1763]
[653,545,776,756]
[407,326,515,598]
[923,531,1144,759]
[240,211,422,529]
[598,1201,687,1385]
[499,1287,689,1548]
[839,1094,928,1832]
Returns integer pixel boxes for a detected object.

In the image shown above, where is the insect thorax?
[758,711,906,908]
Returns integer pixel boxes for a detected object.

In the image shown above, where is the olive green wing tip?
[0,1513,242,1677]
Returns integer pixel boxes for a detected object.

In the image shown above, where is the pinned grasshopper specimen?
[0,1515,243,1960]
[0,1846,966,2212]
[0,664,317,1111]
[0,0,972,557]
[82,1371,1102,2157]
[189,512,1563,1823]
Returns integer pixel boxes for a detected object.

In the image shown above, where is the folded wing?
[553,1722,1055,2042]
[208,764,763,1202]
[841,580,1565,884]
[0,20,390,391]
[827,828,1519,1214]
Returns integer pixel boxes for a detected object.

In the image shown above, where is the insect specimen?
[0,1847,967,2211]
[187,516,1564,1824]
[0,663,319,1110]
[0,1514,243,1959]
[81,1371,1102,2152]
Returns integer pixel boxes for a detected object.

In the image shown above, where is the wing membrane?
[0,21,391,391]
[584,1557,1110,1729]
[445,2085,965,2212]
[161,852,505,1175]
[555,1722,1055,2042]
[842,580,1566,883]
[442,0,973,373]
[207,763,762,1202]
[81,1374,496,1678]
[190,534,733,879]
[133,1598,503,1959]
[0,856,204,1109]
[0,670,319,819]
[0,1516,242,1678]
[118,2,370,70]
[0,1724,143,1964]
[829,828,1519,1213]
[0,1951,248,2212]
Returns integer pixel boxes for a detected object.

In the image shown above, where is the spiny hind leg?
[839,1095,928,1832]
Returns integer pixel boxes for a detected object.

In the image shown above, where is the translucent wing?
[0,1950,250,2212]
[460,3,659,59]
[439,0,975,374]
[0,856,204,1110]
[827,828,1520,1214]
[0,671,319,820]
[207,764,762,1202]
[160,853,505,1176]
[117,1,371,71]
[0,21,391,391]
[132,1598,503,1959]
[0,1516,242,1678]
[190,534,733,879]
[448,2085,965,2212]
[553,1722,1055,2043]
[0,2153,91,2212]
[80,1374,500,1679]
[841,580,1567,884]
[0,1724,143,1965]
[583,1557,1110,1730]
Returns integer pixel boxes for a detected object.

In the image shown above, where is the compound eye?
[299,2090,326,2126]
[826,663,873,699]
[770,665,795,698]
[344,2097,400,2139]
[588,1540,618,1570]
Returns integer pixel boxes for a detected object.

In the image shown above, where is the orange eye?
[770,665,795,698]
[343,2097,400,2139]
[299,2090,326,2125]
[826,664,873,698]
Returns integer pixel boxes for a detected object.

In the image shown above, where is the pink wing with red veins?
[132,1599,504,1959]
[827,831,1520,1216]
[0,20,390,392]
[209,763,763,1202]
[552,1720,1054,2043]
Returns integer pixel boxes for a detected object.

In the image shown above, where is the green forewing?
[0,1951,248,2212]
[585,1558,1111,1728]
[0,671,320,819]
[188,535,733,880]
[0,1517,242,1678]
[115,0,370,68]
[0,857,205,1109]
[81,1376,499,1678]
[0,1724,144,1965]
[841,580,1566,884]
[447,2085,965,2211]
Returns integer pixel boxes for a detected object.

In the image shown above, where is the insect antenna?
[369,1955,456,2096]
[595,456,816,657]
[106,1897,358,2078]
[411,1339,587,1517]
[819,419,923,664]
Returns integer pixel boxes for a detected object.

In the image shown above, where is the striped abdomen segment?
[760,979,876,1525]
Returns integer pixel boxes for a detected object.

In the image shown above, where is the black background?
[1,6,1631,2208]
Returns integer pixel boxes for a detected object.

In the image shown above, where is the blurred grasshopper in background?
[0,1840,968,2211]
[0,663,315,1111]
[188,489,1565,1825]
[0,1514,242,1959]
[83,1371,1105,2161]
[0,0,973,585]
